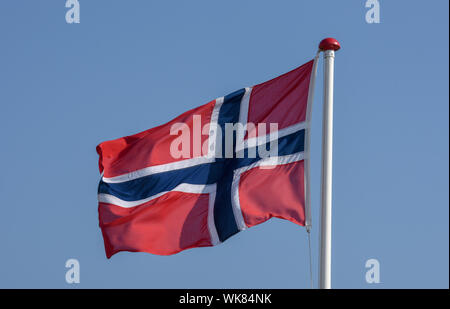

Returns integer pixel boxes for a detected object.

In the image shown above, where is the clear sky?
[0,1,448,288]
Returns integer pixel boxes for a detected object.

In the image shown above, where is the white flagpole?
[318,38,340,289]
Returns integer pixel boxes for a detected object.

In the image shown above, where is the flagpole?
[318,38,340,289]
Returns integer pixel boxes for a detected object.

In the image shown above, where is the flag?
[96,59,317,258]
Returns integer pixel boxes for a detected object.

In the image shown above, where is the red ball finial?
[319,38,341,51]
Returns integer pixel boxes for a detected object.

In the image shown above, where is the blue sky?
[0,1,448,288]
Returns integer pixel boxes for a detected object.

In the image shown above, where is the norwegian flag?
[97,58,318,258]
